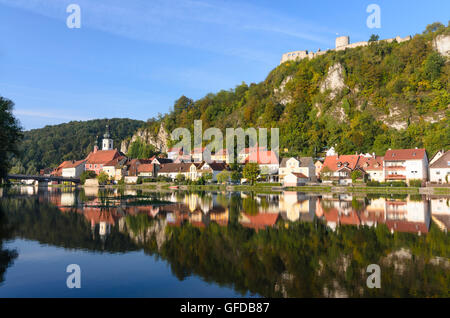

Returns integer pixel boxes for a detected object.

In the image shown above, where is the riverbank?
[100,182,450,195]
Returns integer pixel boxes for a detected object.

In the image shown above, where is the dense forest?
[142,22,449,158]
[10,118,144,173]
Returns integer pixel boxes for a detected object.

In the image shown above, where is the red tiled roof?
[64,160,86,168]
[104,156,126,167]
[291,172,308,179]
[137,163,155,173]
[85,149,120,164]
[359,156,384,171]
[323,155,361,171]
[245,150,278,165]
[384,148,426,161]
[51,160,73,176]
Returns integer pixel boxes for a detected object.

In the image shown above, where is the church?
[84,125,122,175]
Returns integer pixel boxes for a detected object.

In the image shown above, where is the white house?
[61,160,85,178]
[429,150,450,184]
[383,148,428,184]
[279,157,316,182]
[359,156,384,182]
[283,172,309,187]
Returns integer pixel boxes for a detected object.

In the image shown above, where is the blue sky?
[0,0,448,130]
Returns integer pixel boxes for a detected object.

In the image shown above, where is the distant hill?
[126,22,449,159]
[10,118,144,173]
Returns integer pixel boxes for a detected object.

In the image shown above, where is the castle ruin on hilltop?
[280,35,412,64]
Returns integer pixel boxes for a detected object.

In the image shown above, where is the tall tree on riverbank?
[0,97,22,184]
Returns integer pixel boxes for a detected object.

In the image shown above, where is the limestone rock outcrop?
[320,63,347,99]
[120,123,169,154]
[433,34,450,57]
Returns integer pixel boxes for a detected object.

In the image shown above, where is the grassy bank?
[101,182,450,195]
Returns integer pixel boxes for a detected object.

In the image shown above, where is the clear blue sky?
[0,0,448,130]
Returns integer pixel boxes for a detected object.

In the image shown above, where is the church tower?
[102,125,113,150]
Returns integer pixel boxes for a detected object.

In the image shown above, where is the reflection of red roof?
[384,148,426,161]
[339,211,361,226]
[323,155,360,171]
[86,149,121,164]
[83,208,119,225]
[240,213,279,230]
[385,220,428,234]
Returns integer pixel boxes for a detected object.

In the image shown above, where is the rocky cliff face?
[119,217,170,250]
[433,34,450,57]
[320,63,347,99]
[120,123,169,154]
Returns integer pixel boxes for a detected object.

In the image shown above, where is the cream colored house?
[279,157,316,182]
[429,150,450,184]
[102,157,127,181]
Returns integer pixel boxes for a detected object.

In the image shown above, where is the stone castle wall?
[280,35,411,64]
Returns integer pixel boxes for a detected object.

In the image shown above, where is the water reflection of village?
[14,186,450,239]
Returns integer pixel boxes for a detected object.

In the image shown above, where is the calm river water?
[0,186,448,297]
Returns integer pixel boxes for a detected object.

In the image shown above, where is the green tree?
[351,170,362,183]
[175,173,186,184]
[97,171,109,185]
[0,97,22,183]
[231,170,241,183]
[423,52,445,82]
[243,163,260,185]
[423,22,445,34]
[80,171,97,185]
[216,171,230,184]
[369,34,380,42]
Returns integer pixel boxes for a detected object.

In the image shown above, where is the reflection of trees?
[242,194,259,215]
[0,202,18,284]
[139,218,450,297]
[1,197,139,253]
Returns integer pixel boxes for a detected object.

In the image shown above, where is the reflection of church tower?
[102,125,113,150]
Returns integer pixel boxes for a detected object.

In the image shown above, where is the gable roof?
[384,148,426,161]
[63,160,86,169]
[429,150,450,168]
[104,156,127,167]
[85,149,121,164]
[201,162,228,171]
[290,172,308,179]
[158,162,201,173]
[323,155,361,172]
[137,163,155,173]
[359,156,384,171]
[245,150,279,165]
